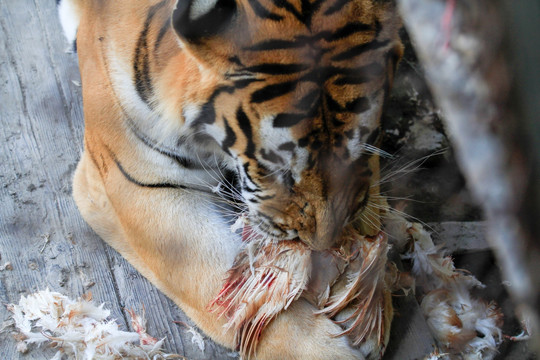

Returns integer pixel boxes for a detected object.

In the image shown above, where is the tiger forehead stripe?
[250,80,299,103]
[243,63,309,75]
[324,0,349,15]
[331,39,391,62]
[245,39,305,52]
[244,21,376,52]
[247,0,284,21]
[265,0,324,26]
[332,63,384,85]
[324,21,375,41]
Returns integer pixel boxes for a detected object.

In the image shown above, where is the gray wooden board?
[0,0,231,358]
[428,221,489,253]
[0,0,124,357]
[0,0,487,359]
[104,249,235,359]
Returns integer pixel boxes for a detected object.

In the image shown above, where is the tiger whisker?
[375,148,448,187]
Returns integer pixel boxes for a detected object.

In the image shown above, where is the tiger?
[58,0,402,358]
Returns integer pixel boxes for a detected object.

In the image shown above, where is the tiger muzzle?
[281,197,348,252]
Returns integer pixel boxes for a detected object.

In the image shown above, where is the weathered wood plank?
[428,221,489,253]
[0,1,234,358]
[0,0,127,357]
[106,248,236,359]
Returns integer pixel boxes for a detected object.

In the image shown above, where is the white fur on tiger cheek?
[58,0,80,44]
[203,123,226,144]
[108,48,195,145]
[189,0,219,20]
[291,146,309,183]
[259,115,295,164]
[347,92,384,160]
[258,115,309,183]
[183,103,201,126]
[108,51,158,124]
[109,52,186,146]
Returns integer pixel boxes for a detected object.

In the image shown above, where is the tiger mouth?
[231,213,299,243]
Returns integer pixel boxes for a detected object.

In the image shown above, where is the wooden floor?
[0,1,227,358]
[0,1,531,359]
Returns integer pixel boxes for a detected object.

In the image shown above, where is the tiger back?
[59,0,402,358]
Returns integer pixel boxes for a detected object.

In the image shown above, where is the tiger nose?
[299,227,339,251]
[294,203,343,251]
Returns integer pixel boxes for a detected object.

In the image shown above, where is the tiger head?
[171,0,402,251]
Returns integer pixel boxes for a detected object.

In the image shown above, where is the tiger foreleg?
[73,147,364,359]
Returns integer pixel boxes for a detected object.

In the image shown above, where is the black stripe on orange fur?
[133,1,167,107]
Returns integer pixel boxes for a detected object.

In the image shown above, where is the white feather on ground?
[8,289,182,359]
[173,321,206,353]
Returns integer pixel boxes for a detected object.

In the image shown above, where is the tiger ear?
[172,0,237,43]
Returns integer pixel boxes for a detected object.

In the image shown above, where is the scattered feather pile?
[385,212,504,359]
[8,289,182,360]
[209,239,311,357]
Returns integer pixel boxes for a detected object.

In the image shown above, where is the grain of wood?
[0,0,124,357]
[0,0,232,358]
[428,221,489,253]
[106,249,236,359]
